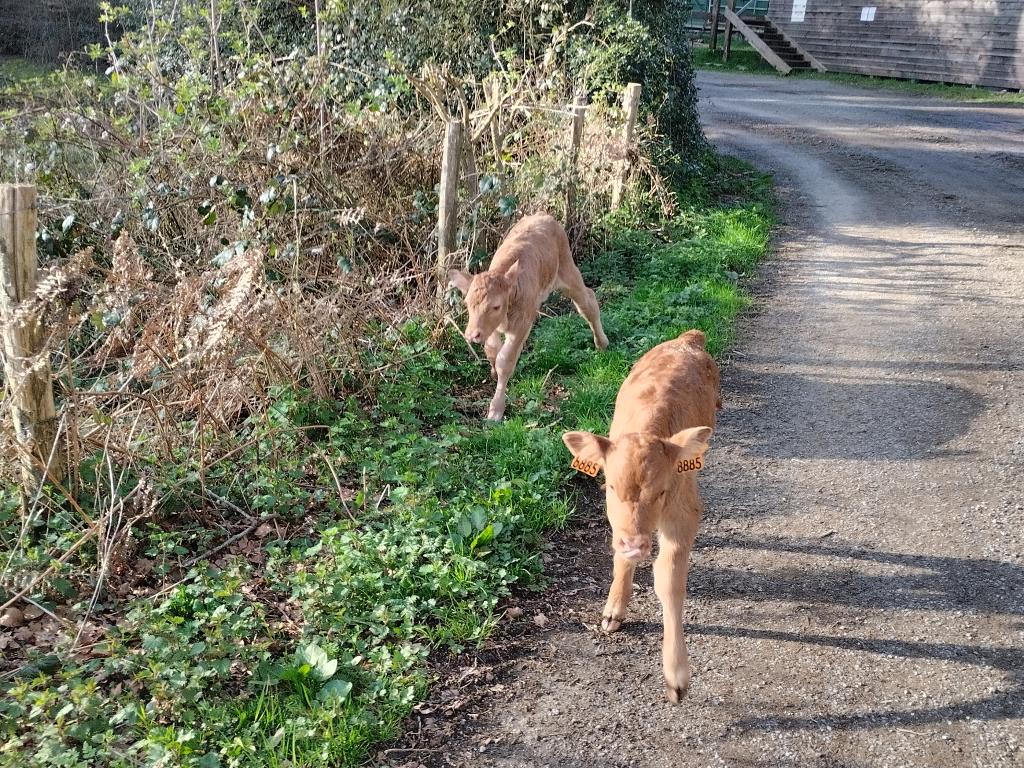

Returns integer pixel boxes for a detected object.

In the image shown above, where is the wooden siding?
[767,0,1024,89]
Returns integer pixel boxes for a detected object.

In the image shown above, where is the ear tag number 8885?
[676,455,703,473]
[571,457,600,477]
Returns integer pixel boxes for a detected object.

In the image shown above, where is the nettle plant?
[274,642,353,707]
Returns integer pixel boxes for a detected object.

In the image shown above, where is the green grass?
[692,40,778,75]
[799,70,1024,104]
[692,38,1024,105]
[0,57,53,87]
[0,155,774,768]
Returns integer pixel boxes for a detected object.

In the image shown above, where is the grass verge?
[0,155,773,767]
[692,39,1024,105]
[692,41,777,76]
[0,57,53,88]
[799,70,1024,104]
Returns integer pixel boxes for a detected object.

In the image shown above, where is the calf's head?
[449,269,513,344]
[562,426,712,562]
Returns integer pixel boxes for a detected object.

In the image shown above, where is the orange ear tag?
[571,456,600,477]
[675,454,705,473]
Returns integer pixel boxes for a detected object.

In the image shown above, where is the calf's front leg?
[486,331,527,421]
[602,552,636,632]
[654,536,692,703]
[484,331,502,379]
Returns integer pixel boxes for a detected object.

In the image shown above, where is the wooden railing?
[722,7,793,74]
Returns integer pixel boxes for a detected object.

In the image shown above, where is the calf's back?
[488,213,564,302]
[610,330,720,441]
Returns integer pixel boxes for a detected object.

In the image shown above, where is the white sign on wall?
[791,0,807,22]
[860,6,877,21]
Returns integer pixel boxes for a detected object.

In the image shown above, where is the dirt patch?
[376,73,1024,768]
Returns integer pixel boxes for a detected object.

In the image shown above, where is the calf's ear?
[503,261,520,289]
[448,269,472,296]
[666,426,712,458]
[562,431,611,466]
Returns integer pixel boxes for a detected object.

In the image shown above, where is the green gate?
[690,0,770,21]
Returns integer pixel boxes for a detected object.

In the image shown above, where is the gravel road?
[380,72,1024,768]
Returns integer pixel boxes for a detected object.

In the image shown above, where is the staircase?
[741,17,816,72]
[745,17,815,70]
[722,10,824,75]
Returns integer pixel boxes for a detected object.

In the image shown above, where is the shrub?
[568,0,707,173]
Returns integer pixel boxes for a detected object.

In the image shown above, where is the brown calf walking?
[450,213,608,421]
[562,329,720,702]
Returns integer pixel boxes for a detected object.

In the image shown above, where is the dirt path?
[380,73,1024,768]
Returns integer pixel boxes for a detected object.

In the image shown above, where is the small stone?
[533,613,548,628]
[0,608,24,628]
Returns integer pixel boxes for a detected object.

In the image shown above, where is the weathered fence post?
[722,0,736,62]
[436,119,462,306]
[709,0,722,52]
[611,83,641,210]
[565,91,587,228]
[0,184,63,498]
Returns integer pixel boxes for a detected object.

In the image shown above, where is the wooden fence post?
[611,83,641,210]
[709,0,722,52]
[0,184,63,498]
[565,91,587,228]
[722,0,736,62]
[436,119,461,305]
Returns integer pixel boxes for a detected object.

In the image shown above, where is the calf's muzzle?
[614,533,651,563]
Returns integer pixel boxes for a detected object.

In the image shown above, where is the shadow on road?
[683,533,1024,731]
[690,623,1024,731]
[695,533,1024,617]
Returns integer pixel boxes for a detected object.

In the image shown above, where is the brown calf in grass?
[562,329,720,703]
[449,213,608,421]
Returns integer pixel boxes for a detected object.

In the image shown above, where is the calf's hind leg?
[558,265,608,350]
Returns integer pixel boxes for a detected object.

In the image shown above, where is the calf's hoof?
[665,683,689,705]
[485,406,505,421]
[664,664,691,704]
[601,613,623,633]
[595,334,609,351]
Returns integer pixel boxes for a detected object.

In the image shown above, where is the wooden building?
[766,0,1024,89]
